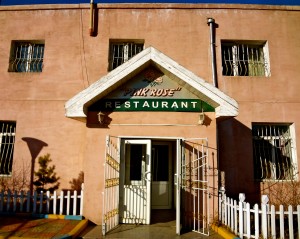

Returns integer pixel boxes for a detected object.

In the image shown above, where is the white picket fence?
[0,184,84,216]
[219,190,300,239]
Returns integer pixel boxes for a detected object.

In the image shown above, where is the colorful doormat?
[0,216,87,239]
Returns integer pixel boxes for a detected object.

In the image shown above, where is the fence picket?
[230,198,234,229]
[33,191,37,213]
[73,190,77,215]
[46,191,50,213]
[66,191,70,215]
[246,203,250,238]
[270,205,276,239]
[80,185,84,215]
[53,191,57,214]
[234,199,238,235]
[224,196,228,226]
[13,190,17,212]
[279,205,284,239]
[39,191,43,213]
[7,190,11,211]
[26,191,30,212]
[288,205,294,239]
[59,191,64,215]
[254,204,259,239]
[261,195,269,239]
[20,191,24,212]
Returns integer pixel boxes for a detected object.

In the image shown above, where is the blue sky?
[0,0,299,5]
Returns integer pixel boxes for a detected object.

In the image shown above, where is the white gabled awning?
[65,46,238,119]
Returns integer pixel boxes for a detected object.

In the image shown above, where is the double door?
[102,136,210,236]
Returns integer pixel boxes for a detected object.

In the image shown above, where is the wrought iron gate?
[102,135,120,235]
[181,138,210,236]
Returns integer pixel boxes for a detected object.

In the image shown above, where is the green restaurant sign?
[90,99,215,112]
[88,67,216,112]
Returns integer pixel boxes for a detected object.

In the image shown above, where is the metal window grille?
[9,42,44,72]
[222,42,270,76]
[0,121,16,175]
[252,124,296,181]
[109,42,144,70]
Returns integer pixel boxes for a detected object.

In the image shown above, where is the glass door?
[151,142,172,209]
[120,139,151,224]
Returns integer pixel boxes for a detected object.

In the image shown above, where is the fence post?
[219,187,225,223]
[239,193,245,238]
[261,195,269,239]
[80,183,84,216]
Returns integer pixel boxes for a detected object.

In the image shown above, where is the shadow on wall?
[22,137,48,192]
[217,118,261,204]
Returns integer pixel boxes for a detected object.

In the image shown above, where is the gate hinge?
[102,223,106,236]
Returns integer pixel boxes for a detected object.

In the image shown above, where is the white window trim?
[222,40,270,77]
[263,41,271,77]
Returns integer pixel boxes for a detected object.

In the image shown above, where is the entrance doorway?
[102,136,210,236]
[119,140,174,225]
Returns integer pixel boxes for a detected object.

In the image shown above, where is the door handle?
[145,171,151,181]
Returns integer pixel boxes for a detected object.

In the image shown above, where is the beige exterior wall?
[0,3,299,224]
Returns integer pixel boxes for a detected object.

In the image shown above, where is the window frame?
[221,40,271,77]
[108,40,144,71]
[8,40,45,73]
[252,123,298,181]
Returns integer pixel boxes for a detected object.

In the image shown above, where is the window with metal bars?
[109,41,144,71]
[0,121,16,176]
[9,41,45,73]
[221,41,270,77]
[252,124,297,181]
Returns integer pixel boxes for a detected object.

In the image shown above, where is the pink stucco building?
[0,2,299,235]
